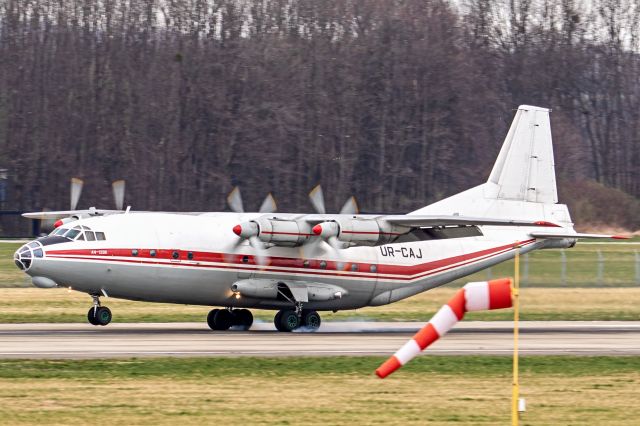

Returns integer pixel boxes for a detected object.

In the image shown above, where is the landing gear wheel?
[274,310,284,332]
[278,309,300,332]
[302,310,321,330]
[94,306,112,326]
[212,309,233,331]
[233,309,253,330]
[87,308,99,326]
[207,309,220,330]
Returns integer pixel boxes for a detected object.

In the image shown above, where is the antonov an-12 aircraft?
[14,106,625,331]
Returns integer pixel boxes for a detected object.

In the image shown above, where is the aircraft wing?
[529,232,629,240]
[22,209,124,220]
[377,215,560,228]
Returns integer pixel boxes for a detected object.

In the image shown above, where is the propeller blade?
[112,180,126,210]
[339,196,359,215]
[309,185,326,214]
[227,186,244,213]
[249,236,269,267]
[70,178,84,210]
[259,193,277,214]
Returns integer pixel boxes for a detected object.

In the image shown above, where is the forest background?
[0,0,638,235]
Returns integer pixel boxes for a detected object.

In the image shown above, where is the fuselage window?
[150,249,157,257]
[172,251,179,259]
[370,265,378,273]
[85,232,96,241]
[303,260,310,268]
[242,255,249,263]
[319,260,327,269]
[65,229,80,239]
[351,263,358,272]
[95,232,106,241]
[132,249,139,257]
[187,252,194,260]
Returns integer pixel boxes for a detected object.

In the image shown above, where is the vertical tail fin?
[487,105,557,203]
[412,105,571,225]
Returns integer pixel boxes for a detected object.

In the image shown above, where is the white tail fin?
[411,105,572,226]
[488,105,557,203]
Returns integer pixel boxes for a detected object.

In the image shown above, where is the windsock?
[375,278,513,378]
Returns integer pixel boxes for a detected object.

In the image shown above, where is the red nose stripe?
[312,224,322,235]
[232,225,242,236]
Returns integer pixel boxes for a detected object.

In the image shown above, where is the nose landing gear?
[87,295,112,326]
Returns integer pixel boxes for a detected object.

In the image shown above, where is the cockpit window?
[76,233,85,241]
[52,228,68,236]
[85,231,96,241]
[64,229,81,239]
[95,232,106,241]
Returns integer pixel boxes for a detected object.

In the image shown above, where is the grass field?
[0,356,638,425]
[0,286,639,323]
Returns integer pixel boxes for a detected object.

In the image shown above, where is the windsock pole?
[375,278,513,379]
[512,246,521,426]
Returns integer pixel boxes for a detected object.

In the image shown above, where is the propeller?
[226,186,278,267]
[302,185,358,265]
[70,178,84,210]
[230,222,269,266]
[112,180,126,210]
[308,184,359,216]
[227,186,277,214]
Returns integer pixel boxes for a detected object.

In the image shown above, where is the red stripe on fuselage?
[45,240,535,282]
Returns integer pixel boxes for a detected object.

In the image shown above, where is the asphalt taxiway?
[0,321,638,359]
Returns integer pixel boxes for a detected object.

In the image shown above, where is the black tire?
[302,310,321,330]
[233,309,253,330]
[207,309,220,330]
[212,309,233,331]
[278,309,300,332]
[95,306,112,326]
[87,307,99,326]
[274,310,284,332]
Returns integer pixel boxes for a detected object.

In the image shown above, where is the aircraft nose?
[14,241,43,271]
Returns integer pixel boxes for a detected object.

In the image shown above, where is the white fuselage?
[20,211,558,311]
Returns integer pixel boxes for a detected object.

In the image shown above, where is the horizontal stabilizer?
[530,232,629,240]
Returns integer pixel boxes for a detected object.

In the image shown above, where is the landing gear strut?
[207,308,254,331]
[87,295,112,326]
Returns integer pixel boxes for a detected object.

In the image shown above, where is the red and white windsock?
[375,278,513,378]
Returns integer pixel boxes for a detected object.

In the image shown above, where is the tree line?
[0,0,638,235]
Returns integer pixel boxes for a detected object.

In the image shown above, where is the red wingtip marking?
[534,221,560,227]
[232,225,242,236]
[54,220,63,228]
[312,224,322,235]
[612,235,630,240]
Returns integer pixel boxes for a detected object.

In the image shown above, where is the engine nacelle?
[231,279,347,301]
[233,218,312,247]
[313,219,410,246]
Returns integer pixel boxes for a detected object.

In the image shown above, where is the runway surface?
[1,321,639,359]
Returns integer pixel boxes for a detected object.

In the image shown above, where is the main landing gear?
[87,295,112,326]
[274,306,321,332]
[207,308,254,331]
